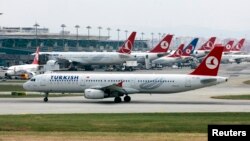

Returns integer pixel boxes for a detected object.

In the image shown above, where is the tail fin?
[150,34,173,53]
[182,38,199,56]
[190,45,224,76]
[118,32,136,54]
[232,38,245,51]
[32,47,39,64]
[223,40,234,52]
[168,44,184,57]
[198,37,216,50]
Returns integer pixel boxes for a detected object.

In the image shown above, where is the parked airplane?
[181,38,199,59]
[151,44,184,65]
[6,47,40,79]
[223,40,234,53]
[131,34,173,63]
[38,32,137,70]
[193,37,216,58]
[23,46,227,103]
[230,38,245,54]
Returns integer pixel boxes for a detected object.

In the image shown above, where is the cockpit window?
[31,78,36,82]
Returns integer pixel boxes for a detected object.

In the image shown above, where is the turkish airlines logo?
[185,45,193,54]
[160,41,169,49]
[120,40,132,53]
[176,49,183,56]
[235,43,241,50]
[225,44,231,50]
[204,41,213,50]
[205,56,219,69]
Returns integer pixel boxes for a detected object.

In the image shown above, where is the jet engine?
[84,89,107,99]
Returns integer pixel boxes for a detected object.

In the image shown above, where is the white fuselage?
[42,52,137,65]
[131,52,166,63]
[6,64,39,76]
[221,54,250,63]
[23,73,227,94]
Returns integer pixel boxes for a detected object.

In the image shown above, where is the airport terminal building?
[0,27,149,66]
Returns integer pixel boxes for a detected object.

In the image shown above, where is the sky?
[1,0,250,40]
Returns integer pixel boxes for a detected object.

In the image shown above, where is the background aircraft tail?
[190,45,224,76]
[223,40,234,52]
[232,38,245,51]
[32,47,40,64]
[182,38,198,56]
[198,37,216,50]
[118,32,136,54]
[168,44,184,57]
[149,34,173,53]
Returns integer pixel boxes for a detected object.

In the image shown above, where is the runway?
[0,63,250,115]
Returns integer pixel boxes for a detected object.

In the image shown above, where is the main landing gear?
[114,95,131,103]
[44,92,49,102]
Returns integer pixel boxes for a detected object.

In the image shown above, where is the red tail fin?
[182,45,193,57]
[32,47,39,64]
[118,32,136,54]
[232,38,245,51]
[168,44,184,57]
[223,40,234,52]
[150,34,173,53]
[190,45,224,76]
[198,37,216,50]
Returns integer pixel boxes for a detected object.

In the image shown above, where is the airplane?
[193,37,216,58]
[230,38,245,54]
[181,38,199,60]
[151,44,184,66]
[38,32,137,70]
[23,45,228,103]
[131,34,173,64]
[222,40,234,54]
[5,47,40,79]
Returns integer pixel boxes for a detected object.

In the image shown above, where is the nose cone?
[23,82,29,90]
[6,70,14,75]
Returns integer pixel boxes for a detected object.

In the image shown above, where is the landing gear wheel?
[44,97,48,102]
[124,95,131,102]
[114,97,122,103]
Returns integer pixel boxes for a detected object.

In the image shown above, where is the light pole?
[61,24,66,48]
[86,26,91,47]
[117,28,120,47]
[151,32,154,47]
[124,30,128,39]
[75,25,80,47]
[33,23,39,47]
[141,32,144,48]
[158,33,161,42]
[107,27,111,38]
[98,26,102,41]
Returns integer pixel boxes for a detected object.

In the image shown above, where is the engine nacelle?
[84,89,105,99]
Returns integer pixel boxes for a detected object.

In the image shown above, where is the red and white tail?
[223,40,234,52]
[190,45,224,76]
[32,47,40,64]
[231,38,245,51]
[149,34,173,53]
[198,37,216,50]
[182,44,193,57]
[118,32,136,54]
[168,44,184,57]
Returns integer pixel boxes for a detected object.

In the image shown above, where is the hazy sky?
[1,0,250,39]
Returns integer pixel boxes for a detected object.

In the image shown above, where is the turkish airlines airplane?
[193,37,216,58]
[151,44,184,65]
[6,47,40,79]
[230,38,245,54]
[23,46,227,103]
[131,34,173,63]
[38,32,137,66]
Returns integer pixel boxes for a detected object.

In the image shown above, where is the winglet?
[182,38,199,56]
[150,34,173,53]
[118,32,136,54]
[223,40,234,52]
[168,44,184,57]
[190,45,224,76]
[32,47,39,64]
[232,38,245,51]
[198,37,216,50]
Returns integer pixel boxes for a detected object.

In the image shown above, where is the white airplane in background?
[6,47,40,79]
[193,37,216,58]
[152,44,184,65]
[131,34,173,63]
[23,46,227,103]
[38,32,137,69]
